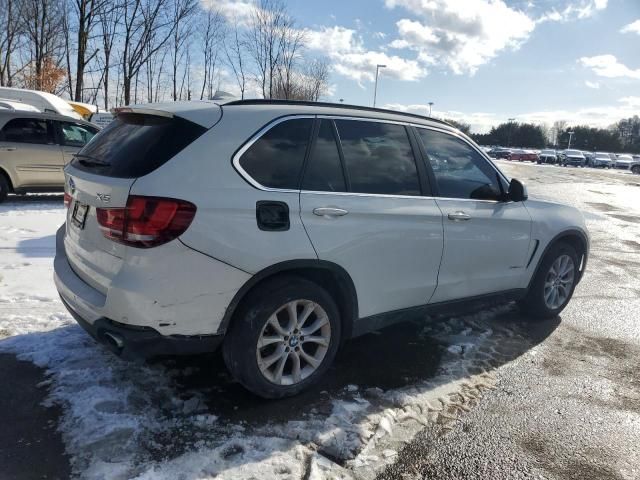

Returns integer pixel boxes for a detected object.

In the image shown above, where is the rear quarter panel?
[129,107,318,274]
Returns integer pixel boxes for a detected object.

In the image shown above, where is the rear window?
[70,113,206,178]
[238,118,313,189]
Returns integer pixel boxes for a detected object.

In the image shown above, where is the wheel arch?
[528,229,589,289]
[218,260,359,341]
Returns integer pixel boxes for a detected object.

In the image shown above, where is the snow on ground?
[4,165,633,480]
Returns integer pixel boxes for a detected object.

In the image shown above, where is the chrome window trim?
[232,113,508,203]
[232,114,315,193]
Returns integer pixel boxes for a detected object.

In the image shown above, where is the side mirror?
[508,178,528,202]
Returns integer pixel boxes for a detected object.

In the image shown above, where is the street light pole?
[428,101,434,117]
[373,64,386,107]
[507,117,516,147]
[567,131,575,149]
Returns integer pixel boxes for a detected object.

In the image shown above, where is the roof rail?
[222,99,453,128]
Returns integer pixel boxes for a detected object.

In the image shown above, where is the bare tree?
[97,0,120,109]
[120,0,189,105]
[170,0,196,101]
[245,0,296,99]
[71,0,104,101]
[200,9,224,100]
[0,0,23,86]
[20,0,66,91]
[223,19,247,99]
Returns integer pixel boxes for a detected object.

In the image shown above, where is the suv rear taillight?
[64,193,72,208]
[96,196,196,248]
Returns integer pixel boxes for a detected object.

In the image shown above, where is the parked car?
[614,154,639,172]
[54,100,589,398]
[583,151,595,166]
[0,111,99,202]
[591,152,613,168]
[509,149,538,162]
[0,87,83,120]
[538,149,558,164]
[488,147,512,159]
[560,150,586,167]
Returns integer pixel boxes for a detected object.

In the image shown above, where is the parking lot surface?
[0,162,639,479]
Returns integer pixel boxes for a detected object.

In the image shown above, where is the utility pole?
[507,118,516,147]
[428,101,434,117]
[373,64,386,107]
[567,131,575,149]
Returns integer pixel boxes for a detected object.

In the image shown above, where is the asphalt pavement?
[377,161,640,480]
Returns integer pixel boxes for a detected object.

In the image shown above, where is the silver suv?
[54,100,589,398]
[0,111,99,202]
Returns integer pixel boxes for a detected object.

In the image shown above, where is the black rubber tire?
[0,174,9,203]
[519,242,579,321]
[222,275,341,399]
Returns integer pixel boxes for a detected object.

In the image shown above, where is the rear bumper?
[60,296,223,360]
[54,223,244,359]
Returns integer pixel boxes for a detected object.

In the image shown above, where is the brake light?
[64,193,72,208]
[96,196,196,248]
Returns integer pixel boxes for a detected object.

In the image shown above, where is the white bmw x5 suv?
[54,100,589,398]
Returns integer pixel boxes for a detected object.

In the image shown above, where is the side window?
[0,118,53,144]
[60,122,98,147]
[302,120,346,192]
[416,128,502,200]
[239,118,313,189]
[335,119,420,196]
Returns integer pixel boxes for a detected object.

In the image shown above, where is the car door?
[56,121,99,165]
[414,127,532,303]
[300,118,444,321]
[0,116,63,187]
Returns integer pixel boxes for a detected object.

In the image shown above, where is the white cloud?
[385,96,638,134]
[538,0,608,23]
[621,19,640,35]
[202,0,254,23]
[579,55,640,79]
[305,26,427,82]
[385,0,536,75]
[585,80,600,89]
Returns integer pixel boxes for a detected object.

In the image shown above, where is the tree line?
[469,116,640,154]
[0,0,330,108]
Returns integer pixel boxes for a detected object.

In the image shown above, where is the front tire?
[520,242,579,320]
[0,175,9,203]
[223,275,341,399]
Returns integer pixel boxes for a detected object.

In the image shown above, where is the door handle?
[313,207,348,217]
[448,211,471,221]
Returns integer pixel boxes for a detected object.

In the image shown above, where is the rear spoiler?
[111,106,174,118]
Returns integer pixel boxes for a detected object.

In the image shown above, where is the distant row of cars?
[485,147,640,174]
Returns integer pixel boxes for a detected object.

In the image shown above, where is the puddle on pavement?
[157,321,441,424]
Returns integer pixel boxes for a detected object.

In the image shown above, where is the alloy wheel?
[256,299,331,386]
[543,254,575,310]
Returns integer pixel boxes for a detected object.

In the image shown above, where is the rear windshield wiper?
[73,153,111,167]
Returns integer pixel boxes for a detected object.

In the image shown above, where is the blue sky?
[215,0,640,132]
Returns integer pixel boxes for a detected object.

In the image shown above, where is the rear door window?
[239,118,313,189]
[302,120,346,192]
[334,119,420,196]
[70,113,206,178]
[0,118,54,144]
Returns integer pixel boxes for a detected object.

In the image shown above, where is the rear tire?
[519,242,579,320]
[0,174,9,203]
[222,275,341,399]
